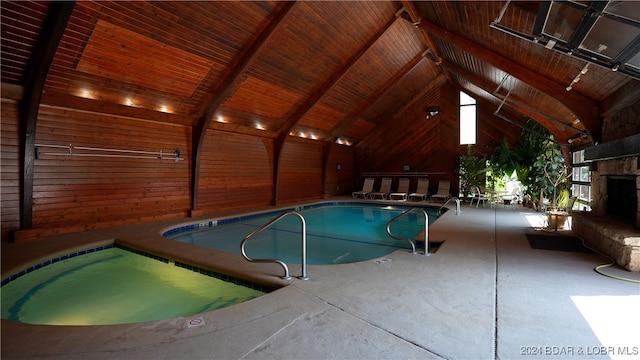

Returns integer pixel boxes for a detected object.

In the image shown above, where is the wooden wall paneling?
[1,101,21,241]
[324,143,354,196]
[277,139,323,203]
[13,105,192,241]
[354,87,445,195]
[196,130,273,213]
[192,2,294,211]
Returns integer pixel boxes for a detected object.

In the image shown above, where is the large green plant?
[487,119,554,201]
[533,139,571,210]
[456,145,486,198]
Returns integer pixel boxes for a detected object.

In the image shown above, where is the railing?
[438,197,461,215]
[240,211,309,281]
[386,207,429,256]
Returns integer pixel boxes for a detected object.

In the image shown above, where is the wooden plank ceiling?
[2,0,638,148]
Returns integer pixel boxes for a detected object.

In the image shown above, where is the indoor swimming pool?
[1,246,268,326]
[165,203,441,265]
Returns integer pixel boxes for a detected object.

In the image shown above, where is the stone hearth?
[573,212,640,272]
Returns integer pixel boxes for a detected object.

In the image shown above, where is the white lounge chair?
[369,178,392,200]
[408,178,429,201]
[430,179,451,201]
[388,178,410,200]
[352,177,375,198]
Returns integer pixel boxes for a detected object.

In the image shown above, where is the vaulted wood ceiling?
[2,1,639,149]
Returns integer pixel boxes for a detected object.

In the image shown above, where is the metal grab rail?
[438,197,461,215]
[240,211,309,281]
[386,207,429,256]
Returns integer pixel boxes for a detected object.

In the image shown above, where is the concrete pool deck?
[2,199,639,359]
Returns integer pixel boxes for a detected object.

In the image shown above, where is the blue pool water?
[167,204,439,265]
[1,247,267,325]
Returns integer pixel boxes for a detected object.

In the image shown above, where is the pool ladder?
[240,211,309,281]
[386,207,430,256]
[438,197,461,215]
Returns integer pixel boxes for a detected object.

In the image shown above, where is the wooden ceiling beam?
[190,2,296,211]
[326,50,427,142]
[442,60,572,143]
[400,1,451,82]
[357,73,447,148]
[418,18,601,142]
[20,1,75,230]
[275,8,402,138]
[272,7,402,204]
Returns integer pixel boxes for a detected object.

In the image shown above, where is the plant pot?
[546,211,569,230]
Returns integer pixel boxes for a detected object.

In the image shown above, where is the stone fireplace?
[606,175,638,226]
[572,135,640,272]
[588,150,640,229]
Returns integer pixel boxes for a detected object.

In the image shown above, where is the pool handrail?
[240,211,309,281]
[438,197,461,215]
[386,207,429,256]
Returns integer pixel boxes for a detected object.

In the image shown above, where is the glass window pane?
[460,106,476,145]
[627,51,640,70]
[580,166,590,182]
[572,151,580,164]
[604,0,640,23]
[460,91,476,106]
[579,17,640,58]
[572,167,580,181]
[543,2,585,42]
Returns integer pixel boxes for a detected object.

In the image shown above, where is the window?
[571,149,591,211]
[459,91,476,145]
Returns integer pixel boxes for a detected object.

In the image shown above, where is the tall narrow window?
[571,149,591,211]
[460,91,476,145]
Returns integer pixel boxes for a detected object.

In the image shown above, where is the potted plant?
[456,145,486,201]
[534,141,572,229]
[487,120,551,209]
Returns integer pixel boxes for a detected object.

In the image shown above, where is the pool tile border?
[162,201,436,238]
[1,243,276,293]
[1,244,114,287]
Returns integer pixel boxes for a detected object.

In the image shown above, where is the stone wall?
[574,86,640,272]
[601,94,640,143]
[573,213,640,272]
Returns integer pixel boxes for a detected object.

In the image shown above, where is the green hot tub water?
[1,248,265,326]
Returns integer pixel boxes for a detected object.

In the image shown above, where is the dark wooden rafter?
[418,19,602,142]
[441,60,572,143]
[20,1,75,230]
[400,1,451,82]
[271,7,402,204]
[190,1,296,210]
[326,51,427,143]
[357,73,447,148]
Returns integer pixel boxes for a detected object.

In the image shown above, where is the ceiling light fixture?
[566,63,589,91]
[425,106,440,119]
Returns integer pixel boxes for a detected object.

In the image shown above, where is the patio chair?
[470,186,490,207]
[369,177,392,200]
[430,179,451,201]
[352,177,375,199]
[408,178,430,201]
[388,178,410,200]
[502,188,521,208]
